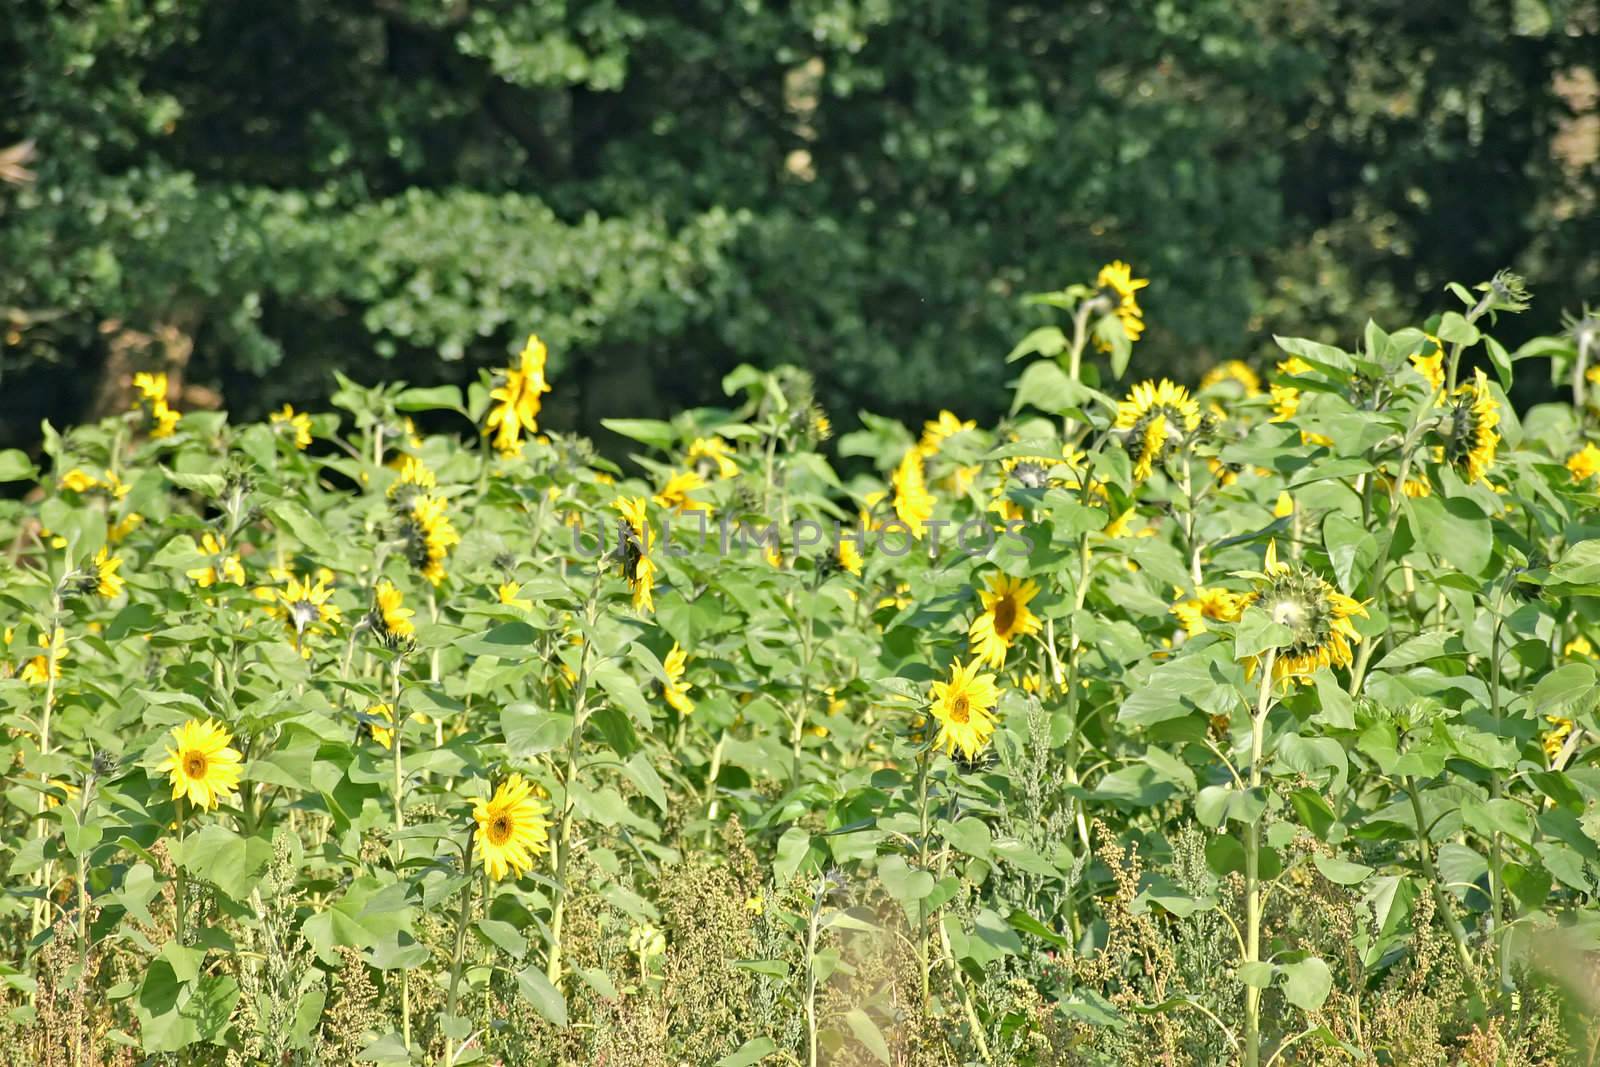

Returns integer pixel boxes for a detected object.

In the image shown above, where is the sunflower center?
[993,597,1017,636]
[951,695,971,724]
[489,815,512,844]
[184,753,207,779]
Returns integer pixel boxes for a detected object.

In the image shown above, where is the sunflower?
[688,436,739,480]
[498,581,533,611]
[891,449,934,537]
[1269,357,1314,423]
[404,495,460,586]
[918,410,976,456]
[473,773,552,881]
[270,404,313,450]
[1274,492,1294,518]
[652,469,708,512]
[132,371,166,404]
[837,532,864,576]
[1240,540,1368,686]
[1113,379,1200,481]
[186,532,245,587]
[661,643,694,715]
[109,513,144,543]
[967,572,1042,668]
[156,719,244,811]
[810,410,832,441]
[1543,716,1575,762]
[59,468,129,500]
[614,497,657,613]
[1566,635,1594,659]
[388,455,436,498]
[1567,443,1600,483]
[929,658,1002,760]
[1410,334,1446,393]
[364,703,395,750]
[89,546,125,598]
[271,572,340,641]
[1440,368,1500,485]
[19,628,67,686]
[1171,585,1245,638]
[371,580,416,646]
[1094,260,1148,347]
[132,372,181,438]
[484,333,553,457]
[1199,360,1262,397]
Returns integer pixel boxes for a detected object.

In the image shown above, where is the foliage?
[1,267,1600,1065]
[2,1,1598,446]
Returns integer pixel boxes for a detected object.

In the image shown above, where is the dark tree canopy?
[1,0,1595,450]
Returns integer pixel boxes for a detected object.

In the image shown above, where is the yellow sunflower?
[1240,540,1368,687]
[918,410,976,456]
[1094,260,1149,347]
[484,333,553,457]
[1113,379,1201,481]
[1440,368,1500,485]
[1543,716,1575,762]
[405,495,460,586]
[1269,357,1314,423]
[109,513,144,543]
[186,532,245,587]
[891,449,934,537]
[91,545,125,598]
[661,643,694,715]
[929,658,1002,760]
[19,628,67,687]
[365,703,395,750]
[270,404,313,450]
[837,532,864,576]
[270,572,340,641]
[688,436,739,480]
[1199,360,1262,397]
[473,773,552,881]
[1171,585,1245,638]
[1566,635,1594,659]
[614,496,657,613]
[372,580,416,645]
[388,455,436,497]
[652,470,708,512]
[498,581,533,611]
[1567,443,1600,483]
[1410,334,1446,393]
[967,572,1042,668]
[156,719,244,811]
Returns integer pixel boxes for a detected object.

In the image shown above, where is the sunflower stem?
[386,657,410,1051]
[1243,649,1277,1067]
[32,591,63,940]
[915,745,933,1019]
[546,583,599,988]
[443,831,476,1066]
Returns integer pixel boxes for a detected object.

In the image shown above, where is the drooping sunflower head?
[69,545,125,599]
[362,703,396,750]
[612,497,656,613]
[1093,260,1149,347]
[891,449,934,537]
[1114,380,1199,481]
[388,455,436,502]
[967,572,1042,668]
[928,658,1001,761]
[1410,334,1446,393]
[473,773,552,881]
[401,495,460,586]
[660,643,694,715]
[1241,541,1368,686]
[1440,368,1500,485]
[370,580,416,649]
[156,718,244,811]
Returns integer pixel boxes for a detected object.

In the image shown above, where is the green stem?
[915,747,933,1018]
[1243,650,1276,1067]
[442,832,477,1066]
[387,659,410,1050]
[546,586,599,988]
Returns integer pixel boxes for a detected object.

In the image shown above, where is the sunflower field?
[4,266,1600,1067]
